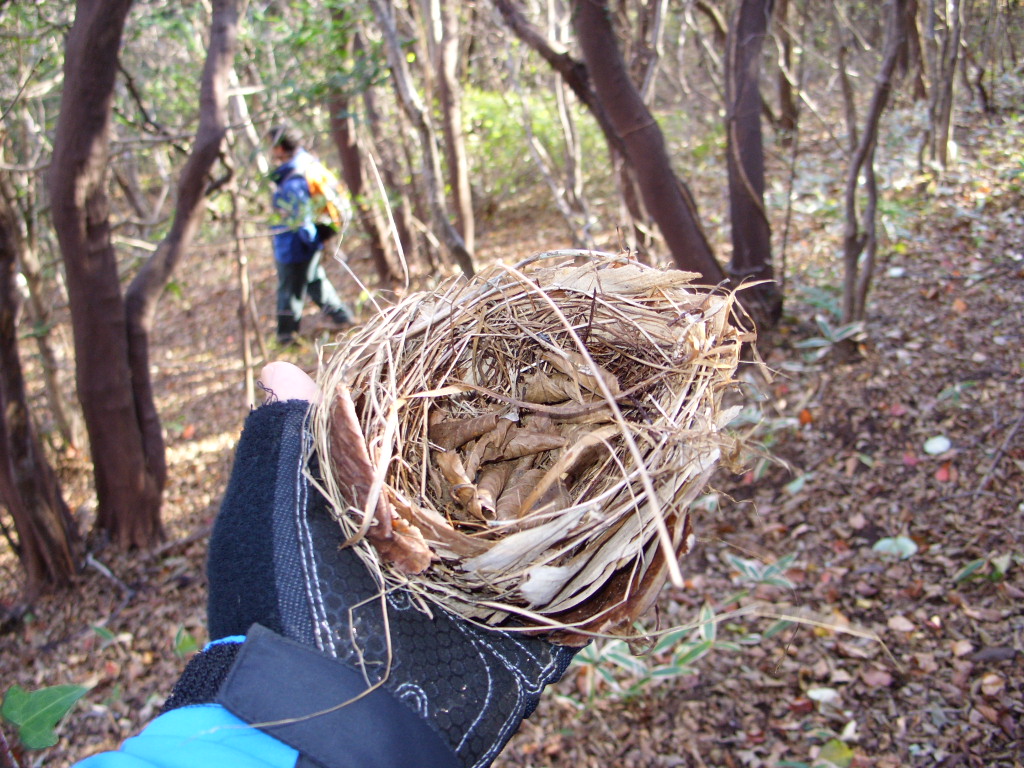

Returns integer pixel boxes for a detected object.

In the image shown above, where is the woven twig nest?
[310,252,751,645]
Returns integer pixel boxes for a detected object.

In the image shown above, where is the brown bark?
[726,0,783,328]
[572,0,725,283]
[901,0,929,101]
[328,30,400,288]
[123,0,243,511]
[842,0,907,326]
[492,0,651,254]
[48,0,241,548]
[0,186,79,595]
[48,0,163,549]
[362,84,421,270]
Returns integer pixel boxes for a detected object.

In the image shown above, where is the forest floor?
[2,108,1023,768]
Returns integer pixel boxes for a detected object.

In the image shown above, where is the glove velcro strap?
[161,640,241,713]
[217,624,462,768]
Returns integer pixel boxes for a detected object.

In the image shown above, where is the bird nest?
[310,252,751,645]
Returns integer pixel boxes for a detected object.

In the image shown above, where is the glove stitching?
[296,425,336,658]
[454,626,502,759]
[393,682,429,717]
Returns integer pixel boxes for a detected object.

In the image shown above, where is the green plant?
[954,552,1020,584]
[173,626,199,659]
[565,549,802,705]
[1,683,90,751]
[793,315,865,362]
[566,603,738,704]
[724,552,798,589]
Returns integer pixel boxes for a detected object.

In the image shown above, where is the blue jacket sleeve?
[73,705,299,768]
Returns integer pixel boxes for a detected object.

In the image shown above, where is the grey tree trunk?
[369,0,475,278]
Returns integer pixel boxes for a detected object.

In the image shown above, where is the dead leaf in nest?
[495,428,567,461]
[494,458,541,520]
[476,460,517,512]
[543,348,621,397]
[429,411,502,451]
[523,370,582,404]
[329,383,433,574]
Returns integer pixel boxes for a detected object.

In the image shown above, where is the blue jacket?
[269,150,321,264]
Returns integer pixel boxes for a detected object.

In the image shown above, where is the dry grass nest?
[310,252,753,645]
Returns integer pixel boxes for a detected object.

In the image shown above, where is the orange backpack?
[302,157,351,240]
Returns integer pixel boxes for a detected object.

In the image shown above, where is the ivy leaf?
[1,684,90,750]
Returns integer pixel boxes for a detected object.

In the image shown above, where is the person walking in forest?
[267,125,354,346]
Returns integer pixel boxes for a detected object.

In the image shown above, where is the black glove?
[164,400,575,768]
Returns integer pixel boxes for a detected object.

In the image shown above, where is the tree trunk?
[123,0,242,513]
[0,178,84,450]
[928,0,963,169]
[434,1,475,254]
[48,0,164,549]
[726,0,783,329]
[329,90,400,288]
[572,0,725,283]
[775,0,799,139]
[901,0,929,101]
[369,0,475,278]
[0,187,79,596]
[327,27,400,289]
[842,0,907,327]
[493,0,650,256]
[362,84,421,272]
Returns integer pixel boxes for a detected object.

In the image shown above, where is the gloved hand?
[163,363,576,768]
[296,222,321,250]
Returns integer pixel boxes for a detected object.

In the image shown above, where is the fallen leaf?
[980,673,1005,697]
[799,408,814,425]
[789,697,814,714]
[887,615,915,633]
[807,687,841,704]
[963,604,1003,622]
[975,703,1002,726]
[951,297,968,313]
[913,653,938,673]
[934,461,952,483]
[951,639,975,657]
[861,667,893,688]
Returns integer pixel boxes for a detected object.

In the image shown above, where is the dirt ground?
[1,110,1022,767]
